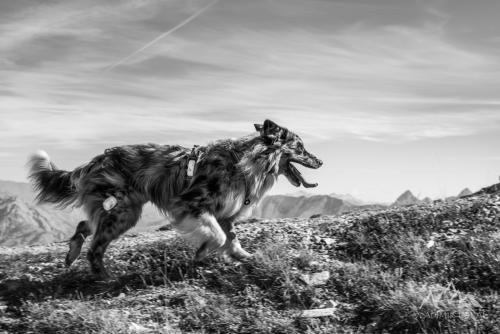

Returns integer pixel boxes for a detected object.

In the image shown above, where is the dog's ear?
[254,123,263,132]
[259,119,287,143]
[263,119,281,135]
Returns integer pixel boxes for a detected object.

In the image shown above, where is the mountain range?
[252,194,386,219]
[0,180,166,247]
[0,195,76,246]
[0,180,475,246]
[258,187,476,218]
[390,188,473,207]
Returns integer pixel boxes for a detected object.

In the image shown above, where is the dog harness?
[103,196,118,211]
[186,145,251,206]
[186,145,201,178]
[100,145,253,210]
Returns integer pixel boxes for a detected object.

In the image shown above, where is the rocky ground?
[0,186,499,333]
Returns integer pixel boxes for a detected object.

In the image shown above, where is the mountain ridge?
[0,195,73,246]
[0,179,482,246]
[0,180,166,247]
[391,190,421,207]
[253,194,386,218]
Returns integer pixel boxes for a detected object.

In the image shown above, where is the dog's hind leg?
[220,219,252,261]
[65,220,93,267]
[85,192,143,279]
[172,212,227,262]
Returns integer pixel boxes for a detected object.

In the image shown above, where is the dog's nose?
[317,159,323,167]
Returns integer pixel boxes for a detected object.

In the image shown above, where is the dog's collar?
[243,177,252,205]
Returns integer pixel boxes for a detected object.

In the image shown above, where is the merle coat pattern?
[28,120,322,279]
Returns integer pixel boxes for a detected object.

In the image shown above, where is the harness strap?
[184,145,251,205]
[186,145,200,179]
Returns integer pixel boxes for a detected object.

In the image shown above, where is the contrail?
[105,0,219,72]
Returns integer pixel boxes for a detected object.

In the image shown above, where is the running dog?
[27,119,322,279]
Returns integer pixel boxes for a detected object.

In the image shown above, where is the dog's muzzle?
[283,154,322,188]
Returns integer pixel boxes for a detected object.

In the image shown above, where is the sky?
[0,0,499,203]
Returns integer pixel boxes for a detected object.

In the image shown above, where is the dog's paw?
[231,249,253,261]
[222,249,253,263]
[65,240,84,267]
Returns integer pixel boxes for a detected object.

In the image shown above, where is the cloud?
[1,0,500,153]
[105,0,220,71]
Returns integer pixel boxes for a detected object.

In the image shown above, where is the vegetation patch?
[1,190,499,333]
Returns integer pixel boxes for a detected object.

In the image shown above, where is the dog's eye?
[296,142,304,152]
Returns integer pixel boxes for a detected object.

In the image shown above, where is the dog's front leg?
[220,219,252,261]
[172,212,227,261]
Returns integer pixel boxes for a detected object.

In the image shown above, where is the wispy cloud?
[1,0,499,201]
[1,0,500,151]
[105,0,219,71]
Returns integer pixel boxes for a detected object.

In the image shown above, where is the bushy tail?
[27,150,78,207]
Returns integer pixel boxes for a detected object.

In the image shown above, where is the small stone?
[322,238,336,246]
[320,300,338,308]
[308,261,320,268]
[299,271,330,286]
[299,307,336,318]
[128,322,150,332]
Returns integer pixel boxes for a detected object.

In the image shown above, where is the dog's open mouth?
[284,161,318,188]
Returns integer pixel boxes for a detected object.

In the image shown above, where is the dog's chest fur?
[215,171,277,220]
[213,149,279,221]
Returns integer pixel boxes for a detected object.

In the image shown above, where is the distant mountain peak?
[392,190,421,207]
[458,188,472,198]
[328,192,367,206]
[422,197,433,204]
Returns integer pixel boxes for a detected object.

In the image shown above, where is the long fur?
[27,150,78,207]
[26,120,322,277]
[28,137,282,219]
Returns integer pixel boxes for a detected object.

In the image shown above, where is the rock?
[299,307,336,318]
[312,235,322,243]
[322,237,336,246]
[128,322,150,332]
[319,300,338,308]
[299,271,330,286]
[458,188,473,198]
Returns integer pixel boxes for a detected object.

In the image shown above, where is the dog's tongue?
[302,180,318,188]
[290,163,318,188]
